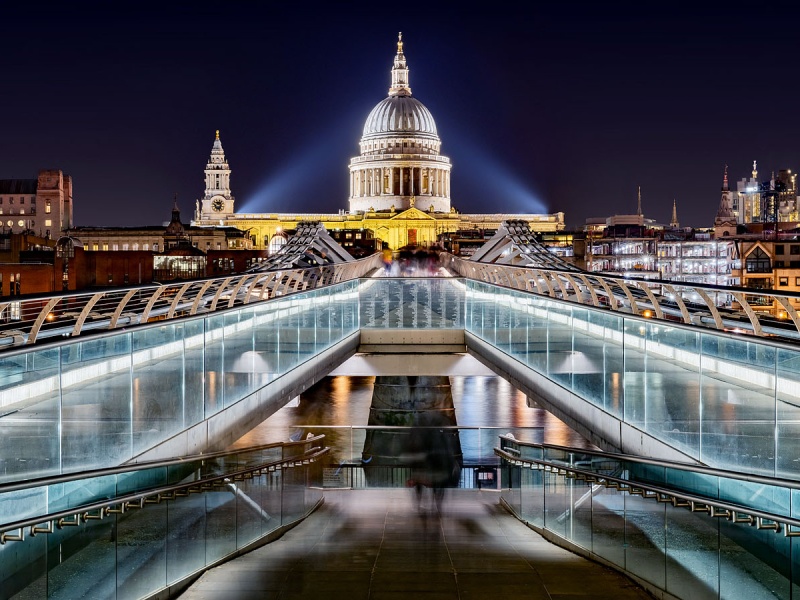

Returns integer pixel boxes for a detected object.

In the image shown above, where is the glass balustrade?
[0,440,324,600]
[2,276,800,489]
[498,437,800,600]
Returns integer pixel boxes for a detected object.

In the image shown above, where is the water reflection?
[229,374,596,462]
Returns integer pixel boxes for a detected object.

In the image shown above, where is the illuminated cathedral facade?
[194,34,563,251]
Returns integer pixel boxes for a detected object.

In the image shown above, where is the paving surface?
[179,488,654,599]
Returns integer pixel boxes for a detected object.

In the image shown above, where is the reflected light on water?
[229,375,595,452]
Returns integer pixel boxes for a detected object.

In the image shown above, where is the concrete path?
[179,488,653,599]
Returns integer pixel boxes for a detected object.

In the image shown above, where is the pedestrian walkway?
[179,488,653,599]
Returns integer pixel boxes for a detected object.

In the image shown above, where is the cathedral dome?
[349,33,452,216]
[362,96,438,140]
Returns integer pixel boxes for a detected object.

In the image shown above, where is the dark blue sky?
[3,3,799,229]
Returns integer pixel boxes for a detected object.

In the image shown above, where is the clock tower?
[197,130,235,220]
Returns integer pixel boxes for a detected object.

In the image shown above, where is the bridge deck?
[180,489,651,600]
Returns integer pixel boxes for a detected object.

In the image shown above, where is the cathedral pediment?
[390,208,436,221]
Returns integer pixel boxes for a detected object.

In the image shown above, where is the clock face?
[212,198,225,212]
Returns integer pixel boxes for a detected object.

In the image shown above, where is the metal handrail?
[494,448,800,537]
[446,253,800,340]
[0,445,330,545]
[505,438,800,490]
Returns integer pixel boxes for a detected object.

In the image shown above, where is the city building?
[0,169,73,238]
[583,183,739,287]
[192,34,565,250]
[732,161,799,225]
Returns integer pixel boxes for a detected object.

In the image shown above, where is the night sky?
[4,3,800,230]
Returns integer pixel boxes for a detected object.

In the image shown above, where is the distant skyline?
[3,3,800,229]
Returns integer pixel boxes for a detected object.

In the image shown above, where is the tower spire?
[215,129,220,140]
[716,164,735,225]
[389,32,411,97]
[752,160,758,180]
[670,199,679,228]
[636,186,642,216]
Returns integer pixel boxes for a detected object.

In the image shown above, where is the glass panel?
[166,493,207,585]
[0,347,61,482]
[315,287,332,351]
[591,486,625,569]
[132,324,185,454]
[48,517,117,599]
[204,314,225,416]
[624,493,666,588]
[645,324,700,457]
[61,335,132,473]
[543,471,567,539]
[183,319,205,424]
[116,502,168,600]
[622,317,647,427]
[546,302,573,389]
[777,347,800,479]
[525,297,549,373]
[253,302,281,389]
[719,517,790,599]
[204,489,238,564]
[222,309,257,407]
[665,507,719,599]
[700,335,776,474]
[569,478,593,551]
[235,476,264,549]
[569,308,616,415]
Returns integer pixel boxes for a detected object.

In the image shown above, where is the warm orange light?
[642,309,653,319]
[46,313,55,321]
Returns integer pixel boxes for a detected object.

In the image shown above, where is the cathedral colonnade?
[350,166,450,199]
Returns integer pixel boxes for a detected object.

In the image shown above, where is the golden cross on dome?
[215,130,220,140]
[397,32,403,53]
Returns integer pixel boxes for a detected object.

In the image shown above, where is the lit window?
[5,220,10,227]
[92,243,98,251]
[45,201,51,214]
[45,219,52,227]
[19,209,24,215]
[143,244,149,251]
[132,243,139,251]
[780,277,789,286]
[112,244,119,251]
[84,244,89,251]
[122,243,129,251]
[17,220,24,227]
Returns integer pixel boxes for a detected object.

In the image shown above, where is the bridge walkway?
[180,488,652,600]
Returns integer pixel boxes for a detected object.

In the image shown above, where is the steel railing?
[446,253,800,341]
[0,253,383,349]
[495,436,800,537]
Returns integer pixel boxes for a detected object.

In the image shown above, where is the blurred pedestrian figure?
[382,247,393,275]
[406,427,462,514]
